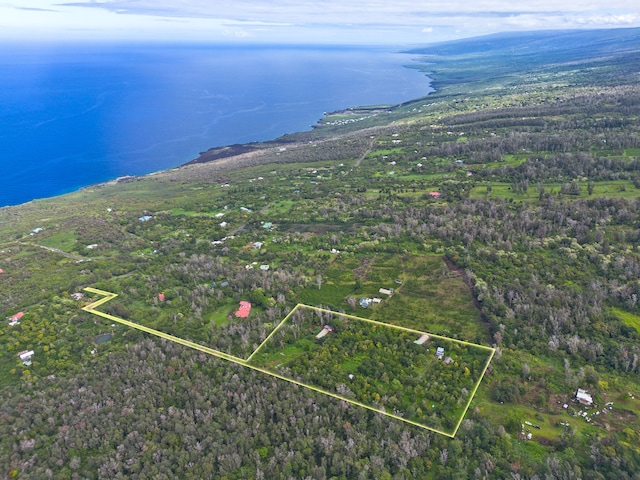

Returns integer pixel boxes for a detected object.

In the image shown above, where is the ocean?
[0,43,432,207]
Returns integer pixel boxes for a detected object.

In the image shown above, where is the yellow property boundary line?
[83,288,495,437]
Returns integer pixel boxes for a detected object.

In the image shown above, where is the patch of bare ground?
[352,257,373,282]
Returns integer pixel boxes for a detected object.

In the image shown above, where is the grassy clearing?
[471,181,640,202]
[38,231,78,252]
[624,148,640,157]
[292,254,484,342]
[613,307,640,334]
[370,256,485,342]
[170,208,221,217]
[209,304,233,327]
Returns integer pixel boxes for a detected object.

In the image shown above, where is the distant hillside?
[407,28,640,58]
[405,28,640,94]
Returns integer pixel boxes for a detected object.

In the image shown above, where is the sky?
[2,0,640,45]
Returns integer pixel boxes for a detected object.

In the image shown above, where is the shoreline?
[0,46,433,209]
[0,92,436,211]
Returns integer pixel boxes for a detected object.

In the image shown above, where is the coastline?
[0,45,433,208]
[1,95,435,211]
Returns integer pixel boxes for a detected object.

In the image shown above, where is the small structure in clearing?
[576,388,594,406]
[18,350,34,366]
[158,293,165,302]
[235,301,251,318]
[414,334,430,345]
[9,312,24,326]
[315,325,334,339]
[436,347,445,360]
[359,297,372,308]
[379,288,394,296]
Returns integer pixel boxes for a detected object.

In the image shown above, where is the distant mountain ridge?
[406,27,640,58]
[404,28,640,94]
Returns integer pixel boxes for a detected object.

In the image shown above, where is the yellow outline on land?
[82,288,495,437]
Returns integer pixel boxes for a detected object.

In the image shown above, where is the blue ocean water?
[0,43,432,207]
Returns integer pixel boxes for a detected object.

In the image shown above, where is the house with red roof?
[9,312,24,326]
[235,301,251,318]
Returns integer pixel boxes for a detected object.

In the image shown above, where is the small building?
[32,227,44,234]
[18,350,34,366]
[252,241,264,249]
[316,325,334,339]
[259,265,270,271]
[71,293,84,301]
[379,288,394,296]
[158,293,165,302]
[138,215,153,222]
[429,192,442,198]
[359,297,372,309]
[414,334,430,345]
[372,297,382,304]
[436,347,445,360]
[576,388,594,406]
[220,281,229,288]
[262,222,274,229]
[240,207,252,213]
[235,301,251,318]
[0,268,4,274]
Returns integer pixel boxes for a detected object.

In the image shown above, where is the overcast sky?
[2,0,640,45]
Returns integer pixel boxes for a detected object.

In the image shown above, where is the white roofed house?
[576,388,594,406]
[18,350,34,366]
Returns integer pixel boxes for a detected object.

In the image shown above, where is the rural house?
[575,388,593,406]
[235,301,251,318]
[315,325,334,339]
[18,350,34,366]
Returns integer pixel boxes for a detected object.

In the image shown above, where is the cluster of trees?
[3,338,635,479]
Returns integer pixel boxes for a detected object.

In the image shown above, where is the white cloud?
[1,0,639,43]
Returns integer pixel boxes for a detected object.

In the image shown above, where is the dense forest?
[2,29,640,479]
